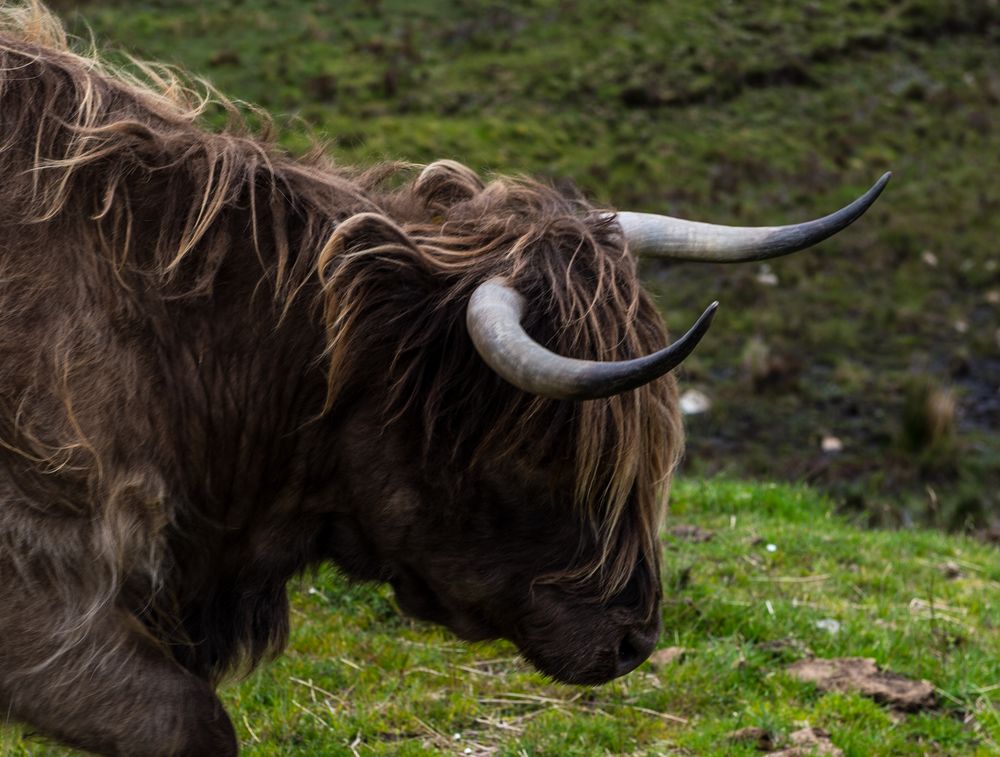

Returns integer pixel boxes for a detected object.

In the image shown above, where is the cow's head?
[316,161,889,684]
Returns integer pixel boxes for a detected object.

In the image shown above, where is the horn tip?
[847,171,892,221]
[687,300,720,338]
[869,171,892,198]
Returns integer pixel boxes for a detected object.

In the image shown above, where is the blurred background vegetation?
[53,0,999,533]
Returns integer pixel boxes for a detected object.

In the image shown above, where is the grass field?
[2,480,997,755]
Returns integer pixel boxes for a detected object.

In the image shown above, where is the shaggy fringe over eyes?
[318,160,684,600]
[0,2,682,604]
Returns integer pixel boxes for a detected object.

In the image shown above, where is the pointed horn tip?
[673,300,719,351]
[871,171,892,195]
[843,171,892,221]
[691,300,719,337]
[696,300,720,326]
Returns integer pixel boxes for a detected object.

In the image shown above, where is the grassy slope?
[55,0,1000,526]
[3,480,998,755]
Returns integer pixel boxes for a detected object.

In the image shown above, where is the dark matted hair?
[0,0,681,652]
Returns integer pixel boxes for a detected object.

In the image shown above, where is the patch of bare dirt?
[726,726,775,750]
[787,657,936,711]
[770,727,843,756]
[665,524,715,543]
[647,646,688,668]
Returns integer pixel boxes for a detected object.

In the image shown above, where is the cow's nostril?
[613,625,658,678]
[617,636,640,669]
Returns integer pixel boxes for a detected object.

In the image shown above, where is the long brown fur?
[0,1,682,750]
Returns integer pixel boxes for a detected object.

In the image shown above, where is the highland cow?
[0,3,888,754]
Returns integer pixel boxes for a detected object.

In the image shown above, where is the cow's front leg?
[0,596,237,756]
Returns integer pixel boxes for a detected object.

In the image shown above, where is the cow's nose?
[613,621,659,678]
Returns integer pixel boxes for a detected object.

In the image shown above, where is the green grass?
[3,480,997,755]
[46,0,999,527]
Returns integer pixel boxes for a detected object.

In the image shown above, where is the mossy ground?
[3,480,998,755]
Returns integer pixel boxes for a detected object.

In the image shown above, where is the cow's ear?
[315,211,437,410]
[413,160,485,214]
[324,212,417,258]
[317,211,425,284]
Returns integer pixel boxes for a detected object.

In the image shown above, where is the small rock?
[726,726,774,751]
[786,657,936,711]
[667,524,715,543]
[954,319,968,334]
[815,619,841,634]
[985,290,1000,305]
[921,250,939,267]
[756,264,779,286]
[939,560,963,579]
[679,389,711,415]
[648,646,688,668]
[769,727,844,756]
[821,435,843,453]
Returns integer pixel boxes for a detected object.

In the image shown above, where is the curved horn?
[616,172,891,262]
[467,277,718,400]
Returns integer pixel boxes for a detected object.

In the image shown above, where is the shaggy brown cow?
[0,3,888,754]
